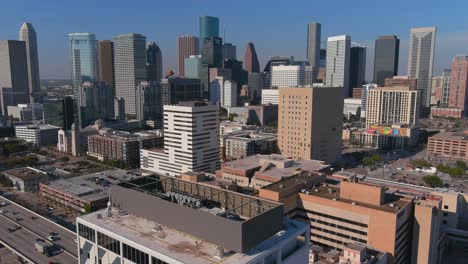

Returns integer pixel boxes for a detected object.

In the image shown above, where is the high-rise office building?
[245,42,260,73]
[199,16,219,53]
[210,77,237,107]
[448,56,468,115]
[140,101,220,176]
[202,37,223,68]
[161,77,203,105]
[177,35,199,77]
[408,27,436,110]
[78,82,114,127]
[366,86,420,127]
[223,59,244,100]
[306,22,321,70]
[360,83,378,118]
[248,72,267,104]
[135,81,162,124]
[69,33,98,99]
[19,22,40,102]
[264,56,294,88]
[146,42,162,82]
[114,33,146,118]
[348,45,366,94]
[97,40,115,88]
[278,86,343,164]
[319,49,326,68]
[43,96,76,130]
[385,76,417,89]
[185,55,209,98]
[325,35,351,97]
[433,69,451,106]
[271,65,305,87]
[0,40,30,116]
[373,35,399,86]
[222,43,236,61]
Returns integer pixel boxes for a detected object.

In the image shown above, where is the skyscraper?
[0,40,30,116]
[448,56,468,115]
[113,33,146,118]
[78,82,114,127]
[306,22,321,69]
[160,78,203,105]
[248,72,267,104]
[278,86,343,164]
[222,43,236,61]
[373,35,399,86]
[202,37,223,68]
[271,65,305,87]
[223,59,244,101]
[43,96,76,130]
[348,45,366,95]
[135,81,162,124]
[69,33,98,99]
[177,35,199,77]
[184,55,209,98]
[244,42,260,73]
[98,40,115,87]
[19,22,40,102]
[408,27,436,110]
[199,16,219,53]
[325,35,351,97]
[146,42,162,82]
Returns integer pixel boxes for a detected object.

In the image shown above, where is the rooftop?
[80,209,305,264]
[302,182,411,214]
[221,154,329,177]
[4,167,47,180]
[43,170,140,202]
[430,131,468,141]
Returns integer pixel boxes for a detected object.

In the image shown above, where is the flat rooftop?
[4,167,46,180]
[303,183,411,214]
[430,131,468,141]
[80,209,304,264]
[43,169,140,202]
[222,154,329,177]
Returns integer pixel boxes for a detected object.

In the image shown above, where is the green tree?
[83,204,93,213]
[456,160,467,170]
[411,159,431,168]
[423,175,444,187]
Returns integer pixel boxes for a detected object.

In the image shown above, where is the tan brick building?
[427,130,468,160]
[278,86,343,164]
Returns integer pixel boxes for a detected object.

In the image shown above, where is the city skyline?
[2,1,468,79]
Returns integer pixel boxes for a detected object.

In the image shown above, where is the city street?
[0,195,77,264]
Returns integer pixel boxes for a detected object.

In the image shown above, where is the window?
[78,223,96,242]
[444,205,449,209]
[443,212,448,217]
[97,232,120,254]
[152,256,169,264]
[443,220,447,225]
[123,243,149,264]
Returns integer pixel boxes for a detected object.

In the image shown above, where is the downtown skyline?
[2,0,468,79]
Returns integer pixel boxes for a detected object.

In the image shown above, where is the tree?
[456,160,467,170]
[83,204,93,214]
[411,159,431,168]
[59,156,70,162]
[423,175,444,187]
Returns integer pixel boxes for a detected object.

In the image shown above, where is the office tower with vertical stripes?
[177,35,199,77]
[114,33,146,118]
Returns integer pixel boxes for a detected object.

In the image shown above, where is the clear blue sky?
[2,0,468,79]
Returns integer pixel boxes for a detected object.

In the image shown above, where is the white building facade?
[325,35,351,97]
[15,124,60,146]
[271,65,305,87]
[261,89,279,105]
[140,102,220,176]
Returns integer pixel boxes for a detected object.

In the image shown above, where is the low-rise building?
[220,132,278,161]
[3,167,48,192]
[228,104,278,126]
[220,121,246,135]
[344,124,419,150]
[427,130,468,160]
[76,174,310,264]
[216,154,329,189]
[310,243,388,264]
[259,176,414,263]
[430,107,463,119]
[15,124,60,146]
[7,103,43,122]
[343,98,361,119]
[39,169,140,212]
[87,130,162,168]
